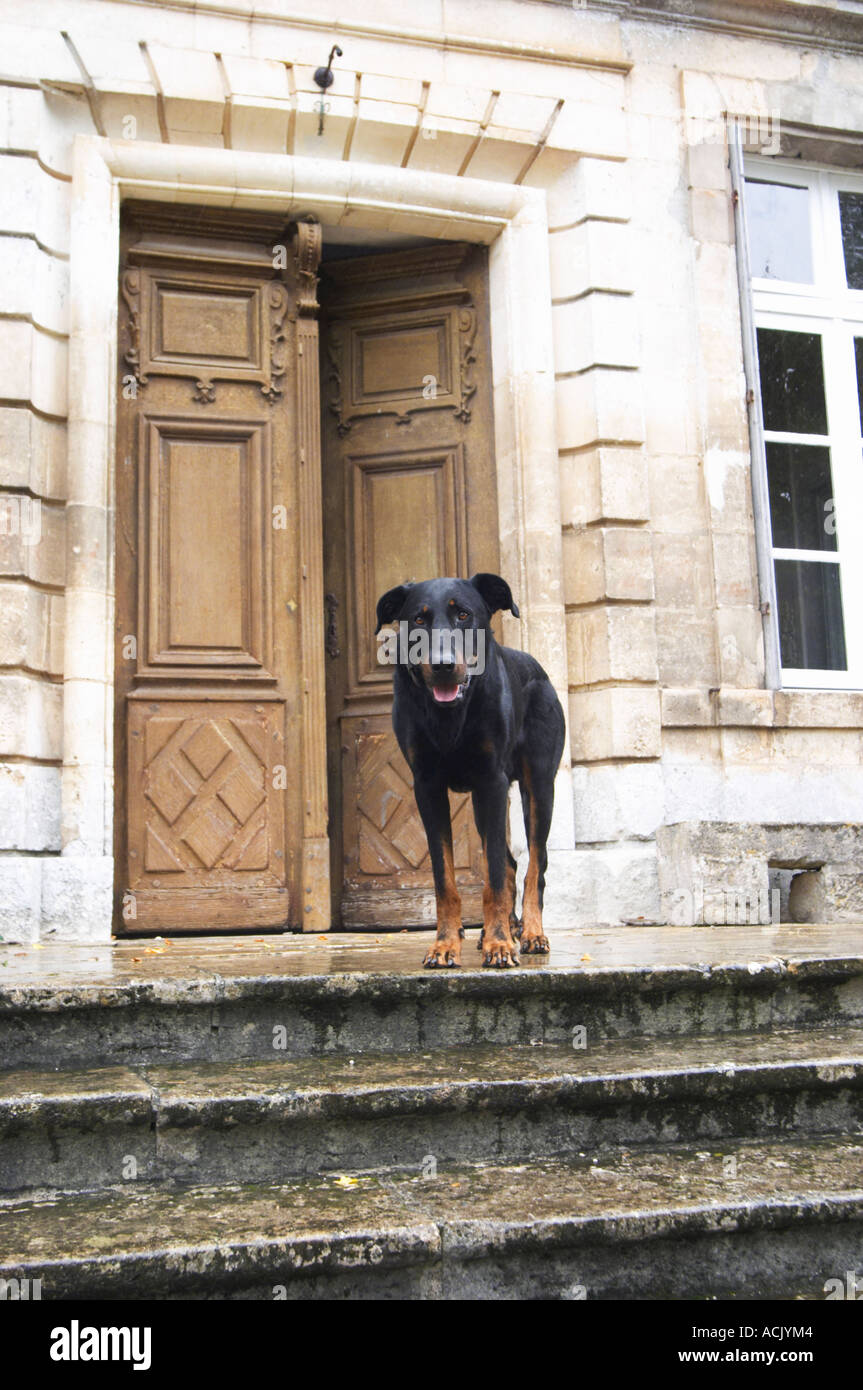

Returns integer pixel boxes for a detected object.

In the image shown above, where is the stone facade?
[1,0,862,942]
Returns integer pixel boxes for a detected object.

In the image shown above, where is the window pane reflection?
[757,328,828,434]
[766,442,837,551]
[745,180,813,283]
[774,559,847,670]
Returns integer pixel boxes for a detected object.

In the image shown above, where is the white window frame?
[745,156,863,691]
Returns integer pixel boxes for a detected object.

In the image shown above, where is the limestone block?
[549,220,633,301]
[571,761,665,843]
[0,319,67,418]
[0,673,62,760]
[711,532,759,609]
[656,610,718,686]
[548,101,627,159]
[686,137,729,192]
[560,447,649,528]
[773,690,863,729]
[567,605,657,686]
[0,582,61,675]
[0,408,66,499]
[0,154,71,255]
[569,687,661,762]
[657,821,771,925]
[541,842,661,930]
[391,128,474,175]
[219,54,292,101]
[0,500,65,588]
[702,447,753,531]
[553,293,639,375]
[564,526,654,605]
[488,91,560,143]
[556,368,645,452]
[99,93,163,144]
[229,98,292,154]
[690,188,734,244]
[717,688,774,727]
[0,763,61,851]
[660,688,713,727]
[0,84,42,155]
[41,855,114,943]
[546,155,631,229]
[0,22,79,85]
[716,607,765,688]
[0,856,41,944]
[0,233,70,337]
[652,533,714,609]
[148,45,225,134]
[648,455,706,534]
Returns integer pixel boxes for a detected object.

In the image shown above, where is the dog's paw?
[481,935,520,968]
[520,931,550,955]
[423,939,462,968]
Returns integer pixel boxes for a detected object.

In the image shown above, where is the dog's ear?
[467,573,520,620]
[375,582,412,634]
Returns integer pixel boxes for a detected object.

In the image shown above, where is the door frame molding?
[64,134,570,940]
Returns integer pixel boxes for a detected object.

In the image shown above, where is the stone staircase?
[1,927,862,1300]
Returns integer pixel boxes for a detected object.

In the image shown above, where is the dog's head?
[375,574,519,708]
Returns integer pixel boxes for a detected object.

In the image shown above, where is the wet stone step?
[3,1029,863,1193]
[2,1136,862,1300]
[2,930,863,1069]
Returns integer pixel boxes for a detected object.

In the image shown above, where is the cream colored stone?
[0,857,41,943]
[661,688,714,727]
[0,673,62,760]
[0,84,41,154]
[556,368,645,452]
[553,293,639,374]
[564,527,653,605]
[567,605,657,686]
[0,763,61,852]
[0,500,65,588]
[0,21,79,84]
[549,220,633,299]
[229,98,291,154]
[546,154,631,229]
[656,610,718,686]
[0,234,70,337]
[648,455,706,534]
[652,533,714,609]
[716,607,765,688]
[711,531,759,608]
[569,687,661,762]
[0,582,61,675]
[717,688,774,727]
[690,188,734,244]
[773,691,863,729]
[0,407,66,498]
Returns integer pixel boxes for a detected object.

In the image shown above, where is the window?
[744,161,863,689]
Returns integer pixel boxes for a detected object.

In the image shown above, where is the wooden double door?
[114,208,499,933]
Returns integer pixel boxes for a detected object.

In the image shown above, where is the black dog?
[375,573,566,968]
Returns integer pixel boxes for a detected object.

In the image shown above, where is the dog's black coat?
[375,573,566,967]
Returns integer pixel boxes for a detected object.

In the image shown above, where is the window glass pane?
[757,328,828,434]
[767,443,837,551]
[774,559,847,670]
[839,191,863,290]
[855,337,863,433]
[745,180,813,283]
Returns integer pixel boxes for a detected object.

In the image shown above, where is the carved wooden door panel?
[115,205,325,933]
[321,245,501,928]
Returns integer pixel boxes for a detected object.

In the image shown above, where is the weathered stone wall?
[1,0,862,938]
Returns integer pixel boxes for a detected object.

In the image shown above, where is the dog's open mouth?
[428,670,471,704]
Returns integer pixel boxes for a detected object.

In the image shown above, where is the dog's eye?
[414,614,426,626]
[458,611,470,621]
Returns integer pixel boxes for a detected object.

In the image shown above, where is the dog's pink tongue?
[433,686,459,703]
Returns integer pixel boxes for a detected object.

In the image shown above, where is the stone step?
[3,1028,863,1194]
[2,1136,861,1299]
[2,927,863,1069]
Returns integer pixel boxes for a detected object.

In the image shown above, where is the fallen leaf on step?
[581,954,592,962]
[333,1175,359,1188]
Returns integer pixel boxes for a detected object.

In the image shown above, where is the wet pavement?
[1,922,861,992]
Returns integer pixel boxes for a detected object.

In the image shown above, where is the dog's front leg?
[414,776,463,968]
[477,774,520,968]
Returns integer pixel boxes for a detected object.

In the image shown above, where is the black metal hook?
[314,45,343,91]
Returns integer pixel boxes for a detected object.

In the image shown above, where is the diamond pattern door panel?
[128,702,286,928]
